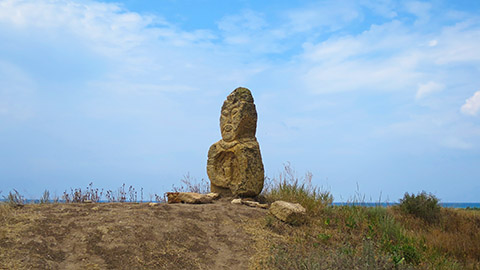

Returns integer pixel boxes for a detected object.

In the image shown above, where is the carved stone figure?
[207,87,265,197]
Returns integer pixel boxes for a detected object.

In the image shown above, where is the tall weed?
[39,190,50,204]
[172,173,210,194]
[62,182,103,203]
[3,189,25,207]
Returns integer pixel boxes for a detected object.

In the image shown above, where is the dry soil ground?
[0,200,268,270]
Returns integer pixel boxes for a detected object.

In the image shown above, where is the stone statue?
[207,87,265,197]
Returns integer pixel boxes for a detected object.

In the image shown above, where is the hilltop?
[1,174,480,269]
[0,199,268,269]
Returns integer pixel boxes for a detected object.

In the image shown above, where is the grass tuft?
[3,189,25,207]
[172,173,210,194]
[261,163,332,216]
[63,182,103,203]
[39,190,50,204]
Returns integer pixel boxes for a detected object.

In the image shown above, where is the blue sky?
[1,0,479,202]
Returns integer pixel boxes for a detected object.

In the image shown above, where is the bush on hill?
[399,191,441,224]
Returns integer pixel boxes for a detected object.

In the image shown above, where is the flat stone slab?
[167,192,219,204]
[230,198,268,209]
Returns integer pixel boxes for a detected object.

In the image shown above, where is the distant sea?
[332,202,480,208]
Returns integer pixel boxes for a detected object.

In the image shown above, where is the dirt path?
[0,200,267,270]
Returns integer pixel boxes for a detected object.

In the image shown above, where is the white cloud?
[298,21,424,93]
[461,91,480,116]
[295,12,480,97]
[0,0,271,99]
[0,0,216,58]
[218,10,266,32]
[404,1,432,25]
[432,21,480,64]
[216,10,289,54]
[284,1,360,33]
[415,81,444,100]
[428,39,438,46]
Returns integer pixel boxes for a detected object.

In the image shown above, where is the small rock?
[148,202,158,207]
[269,200,306,225]
[242,200,269,209]
[206,193,220,200]
[242,200,259,207]
[84,200,93,203]
[256,203,269,209]
[231,198,242,205]
[91,206,99,211]
[167,192,182,203]
[166,192,213,204]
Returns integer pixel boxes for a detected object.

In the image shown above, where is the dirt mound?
[0,200,267,269]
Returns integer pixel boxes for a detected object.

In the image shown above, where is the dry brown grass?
[261,163,332,216]
[392,207,480,268]
[1,174,479,270]
[248,203,480,270]
[257,166,480,269]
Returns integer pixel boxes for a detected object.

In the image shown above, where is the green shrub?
[399,191,440,224]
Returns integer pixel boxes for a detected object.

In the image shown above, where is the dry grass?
[392,207,480,268]
[172,173,210,194]
[256,166,480,270]
[1,170,479,269]
[261,163,332,216]
[253,203,480,269]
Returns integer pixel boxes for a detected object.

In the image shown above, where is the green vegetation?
[253,166,480,270]
[1,169,479,269]
[261,163,333,216]
[399,191,441,224]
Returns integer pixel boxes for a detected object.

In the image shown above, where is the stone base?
[207,139,264,197]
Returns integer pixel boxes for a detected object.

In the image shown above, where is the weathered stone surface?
[231,198,242,205]
[166,192,214,204]
[231,198,269,209]
[269,200,306,224]
[242,200,269,209]
[207,87,265,197]
[206,193,220,200]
